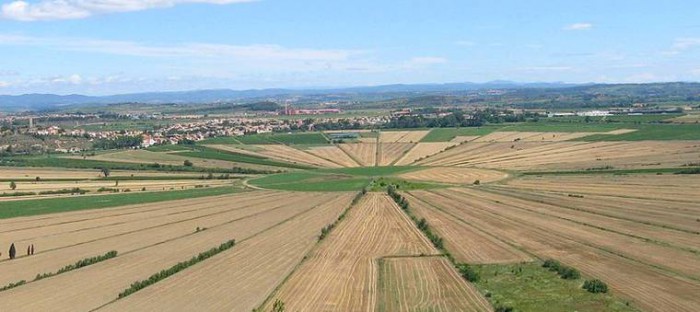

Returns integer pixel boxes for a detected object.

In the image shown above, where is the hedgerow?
[117,240,235,299]
[35,251,118,281]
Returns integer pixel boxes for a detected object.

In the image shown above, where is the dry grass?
[338,143,378,167]
[378,143,415,166]
[306,146,361,167]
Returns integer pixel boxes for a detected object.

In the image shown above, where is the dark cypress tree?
[9,243,16,259]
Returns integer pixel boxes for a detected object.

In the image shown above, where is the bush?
[495,305,514,312]
[183,160,193,167]
[583,279,608,293]
[542,259,580,279]
[456,263,480,282]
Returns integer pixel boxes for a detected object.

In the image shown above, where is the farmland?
[1,125,699,312]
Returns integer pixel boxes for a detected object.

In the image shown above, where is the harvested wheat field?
[394,142,457,165]
[100,193,355,312]
[2,179,230,194]
[0,191,344,311]
[377,257,491,312]
[378,143,415,166]
[419,140,700,171]
[403,192,531,264]
[260,193,490,311]
[338,143,378,166]
[248,145,341,168]
[305,146,361,167]
[399,167,508,184]
[379,130,429,143]
[73,150,250,170]
[411,187,700,312]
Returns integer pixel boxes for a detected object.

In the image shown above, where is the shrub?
[542,259,580,279]
[9,181,16,190]
[183,160,193,167]
[495,305,514,312]
[456,263,480,282]
[473,179,480,185]
[583,279,608,293]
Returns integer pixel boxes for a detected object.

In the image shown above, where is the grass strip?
[0,186,240,219]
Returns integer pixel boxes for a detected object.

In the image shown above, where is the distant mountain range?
[1,81,698,112]
[0,81,579,112]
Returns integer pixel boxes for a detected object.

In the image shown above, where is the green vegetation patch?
[0,186,240,219]
[250,171,369,192]
[473,262,637,312]
[421,126,502,142]
[575,124,700,141]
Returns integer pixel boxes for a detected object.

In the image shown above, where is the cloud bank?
[1,0,253,21]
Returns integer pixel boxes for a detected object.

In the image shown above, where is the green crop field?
[473,262,637,312]
[0,186,241,219]
[576,124,700,141]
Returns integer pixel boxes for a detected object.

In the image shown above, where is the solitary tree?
[9,181,16,190]
[101,168,111,177]
[9,243,16,259]
[183,160,194,167]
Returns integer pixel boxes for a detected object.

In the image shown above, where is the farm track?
[98,193,355,312]
[414,189,700,312]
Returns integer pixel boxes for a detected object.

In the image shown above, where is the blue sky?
[0,0,699,95]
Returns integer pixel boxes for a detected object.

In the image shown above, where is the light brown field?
[2,179,230,194]
[250,144,341,168]
[378,143,415,166]
[399,167,508,184]
[378,130,429,143]
[306,146,361,167]
[100,193,355,312]
[671,114,700,124]
[419,141,700,171]
[261,193,456,311]
[412,187,700,312]
[0,191,344,311]
[73,149,261,170]
[338,143,378,166]
[0,167,202,180]
[394,142,457,166]
[208,144,339,168]
[377,257,491,312]
[403,192,531,264]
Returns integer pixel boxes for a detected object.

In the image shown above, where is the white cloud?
[49,74,82,84]
[0,81,9,87]
[0,34,361,64]
[408,57,447,65]
[518,66,573,72]
[564,23,593,31]
[663,38,700,56]
[454,40,476,47]
[1,0,254,21]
